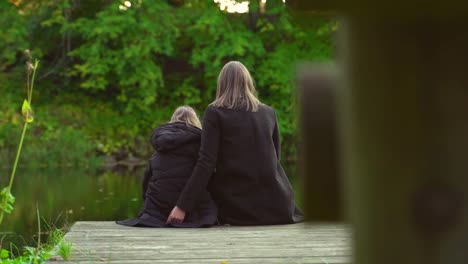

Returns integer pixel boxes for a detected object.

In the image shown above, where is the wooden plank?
[56,257,351,264]
[51,221,352,263]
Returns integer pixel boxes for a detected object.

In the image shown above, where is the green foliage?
[1,242,56,264]
[20,101,34,124]
[0,188,15,214]
[21,246,52,264]
[0,118,98,168]
[68,1,179,114]
[0,55,39,224]
[0,2,29,71]
[56,240,72,261]
[0,0,335,164]
[43,227,72,261]
[0,212,71,264]
[1,249,9,259]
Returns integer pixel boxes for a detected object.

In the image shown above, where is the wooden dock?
[54,221,352,264]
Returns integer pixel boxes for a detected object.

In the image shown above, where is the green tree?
[0,0,335,163]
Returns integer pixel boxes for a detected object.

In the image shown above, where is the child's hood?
[150,122,201,152]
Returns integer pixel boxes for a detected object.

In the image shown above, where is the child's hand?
[166,206,186,224]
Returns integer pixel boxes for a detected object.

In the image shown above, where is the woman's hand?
[166,206,186,224]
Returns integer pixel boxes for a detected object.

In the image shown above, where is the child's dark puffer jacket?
[117,122,217,227]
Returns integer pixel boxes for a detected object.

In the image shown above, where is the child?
[117,106,217,227]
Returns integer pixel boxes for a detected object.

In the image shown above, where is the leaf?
[21,99,34,123]
[0,187,15,214]
[21,99,30,116]
[23,246,36,257]
[39,249,53,260]
[5,204,13,213]
[1,249,9,259]
[8,192,15,203]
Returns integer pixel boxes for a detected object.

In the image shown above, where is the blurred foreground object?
[296,1,468,263]
[298,65,340,221]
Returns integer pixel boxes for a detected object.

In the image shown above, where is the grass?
[43,218,73,261]
[56,240,72,261]
[0,210,73,263]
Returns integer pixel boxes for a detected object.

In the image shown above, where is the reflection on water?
[0,163,301,249]
[0,166,145,249]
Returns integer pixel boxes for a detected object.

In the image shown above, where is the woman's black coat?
[177,105,304,225]
[117,122,217,227]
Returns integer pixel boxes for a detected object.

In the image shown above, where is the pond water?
[0,163,301,249]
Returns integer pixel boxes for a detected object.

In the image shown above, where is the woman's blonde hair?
[170,106,202,129]
[211,61,260,112]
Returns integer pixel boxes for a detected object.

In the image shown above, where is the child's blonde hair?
[211,61,260,112]
[170,106,202,129]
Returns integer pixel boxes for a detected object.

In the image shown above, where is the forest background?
[0,0,335,167]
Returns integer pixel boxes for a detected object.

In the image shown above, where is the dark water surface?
[0,163,301,249]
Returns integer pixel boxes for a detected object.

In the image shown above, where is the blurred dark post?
[297,65,341,221]
[295,1,468,263]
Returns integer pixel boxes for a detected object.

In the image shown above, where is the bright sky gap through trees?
[118,0,286,13]
[214,0,287,13]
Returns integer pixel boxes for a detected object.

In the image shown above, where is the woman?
[117,106,217,227]
[167,61,303,225]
